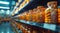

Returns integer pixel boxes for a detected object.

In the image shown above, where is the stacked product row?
[58,8,60,25]
[18,1,60,25]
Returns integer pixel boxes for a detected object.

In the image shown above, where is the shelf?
[11,22,22,33]
[15,19,60,32]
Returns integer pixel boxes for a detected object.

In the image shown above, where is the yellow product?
[20,16,22,20]
[58,8,60,23]
[35,12,40,22]
[45,8,57,23]
[45,1,57,24]
[19,15,25,20]
[26,14,31,21]
[22,15,25,20]
[37,6,45,23]
[24,12,28,21]
[17,24,20,29]
[45,9,51,23]
[40,10,45,23]
[32,13,36,22]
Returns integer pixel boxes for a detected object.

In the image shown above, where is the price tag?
[43,23,56,31]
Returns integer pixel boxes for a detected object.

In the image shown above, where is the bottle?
[19,15,23,20]
[58,8,60,25]
[32,8,37,22]
[50,1,57,23]
[37,6,45,23]
[29,10,33,21]
[45,1,57,24]
[35,9,40,22]
[25,12,30,21]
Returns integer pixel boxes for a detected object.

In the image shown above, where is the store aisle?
[0,22,14,33]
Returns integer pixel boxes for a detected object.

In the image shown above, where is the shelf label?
[43,23,56,31]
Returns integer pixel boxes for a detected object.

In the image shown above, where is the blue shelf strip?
[15,19,60,32]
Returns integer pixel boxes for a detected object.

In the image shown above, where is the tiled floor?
[0,22,14,33]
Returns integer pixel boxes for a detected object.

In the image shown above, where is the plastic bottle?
[45,1,57,24]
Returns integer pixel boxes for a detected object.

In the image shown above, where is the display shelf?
[15,19,60,32]
[11,22,22,33]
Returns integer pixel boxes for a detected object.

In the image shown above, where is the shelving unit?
[15,19,60,32]
[11,22,22,33]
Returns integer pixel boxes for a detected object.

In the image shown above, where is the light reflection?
[1,9,4,13]
[6,10,10,15]
[7,31,9,33]
[2,31,4,33]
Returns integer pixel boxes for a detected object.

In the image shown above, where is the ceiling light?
[0,6,10,9]
[0,1,9,5]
